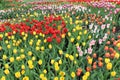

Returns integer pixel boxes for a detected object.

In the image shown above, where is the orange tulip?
[86,67,91,72]
[104,46,109,51]
[92,65,97,69]
[106,41,110,45]
[111,53,115,59]
[118,47,120,51]
[76,68,82,76]
[109,47,114,53]
[111,38,115,42]
[77,68,82,72]
[98,57,103,61]
[107,31,110,35]
[98,61,103,67]
[105,52,110,58]
[112,27,116,33]
[93,62,97,65]
[117,35,120,39]
[93,53,97,58]
[113,41,117,46]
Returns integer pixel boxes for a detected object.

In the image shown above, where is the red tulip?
[56,37,61,43]
[47,37,53,42]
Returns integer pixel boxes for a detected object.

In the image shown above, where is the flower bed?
[0,1,120,80]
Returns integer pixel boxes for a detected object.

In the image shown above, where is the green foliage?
[0,0,22,10]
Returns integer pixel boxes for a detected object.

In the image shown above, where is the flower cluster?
[0,1,120,80]
[0,15,68,43]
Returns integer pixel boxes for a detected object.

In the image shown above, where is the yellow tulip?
[51,59,55,64]
[28,51,32,56]
[21,65,25,69]
[54,77,59,80]
[38,60,42,65]
[41,46,45,51]
[39,74,44,79]
[115,53,119,59]
[111,71,116,77]
[105,58,110,64]
[48,44,52,49]
[4,64,9,69]
[70,38,75,42]
[1,76,6,80]
[58,59,62,64]
[22,76,29,80]
[68,32,71,37]
[13,49,17,54]
[10,57,14,62]
[71,72,75,78]
[4,69,10,75]
[15,72,21,78]
[88,58,93,64]
[60,77,65,80]
[77,36,81,40]
[43,69,47,74]
[69,55,74,61]
[2,55,7,60]
[106,62,112,70]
